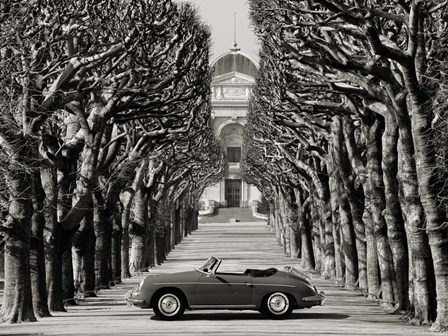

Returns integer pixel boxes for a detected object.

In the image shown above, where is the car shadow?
[150,312,349,321]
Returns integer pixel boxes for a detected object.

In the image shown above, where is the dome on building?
[201,45,262,209]
[211,49,258,78]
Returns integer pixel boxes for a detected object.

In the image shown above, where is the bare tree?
[0,0,224,323]
[247,0,448,330]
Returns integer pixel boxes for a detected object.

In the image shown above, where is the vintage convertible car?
[125,256,325,320]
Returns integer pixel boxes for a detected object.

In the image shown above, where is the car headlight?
[137,279,145,291]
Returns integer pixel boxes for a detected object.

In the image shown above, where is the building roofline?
[210,50,259,69]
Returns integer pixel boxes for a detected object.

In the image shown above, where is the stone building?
[201,46,262,208]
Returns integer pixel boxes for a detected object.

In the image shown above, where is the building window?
[227,147,241,163]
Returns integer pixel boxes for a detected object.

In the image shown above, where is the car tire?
[153,291,185,321]
[261,292,293,319]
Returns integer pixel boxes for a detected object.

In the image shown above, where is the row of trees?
[0,0,226,324]
[244,0,448,332]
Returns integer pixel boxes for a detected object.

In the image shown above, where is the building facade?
[201,47,262,208]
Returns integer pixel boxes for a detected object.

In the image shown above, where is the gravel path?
[0,221,428,335]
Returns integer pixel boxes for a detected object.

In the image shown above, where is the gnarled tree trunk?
[381,114,408,311]
[41,166,66,311]
[72,202,96,295]
[111,207,122,283]
[335,117,366,289]
[345,118,379,299]
[309,192,322,272]
[30,173,51,318]
[129,189,148,274]
[335,171,358,289]
[329,177,344,282]
[1,152,36,323]
[366,114,396,308]
[386,79,435,322]
[93,191,111,289]
[411,100,448,331]
[317,175,335,280]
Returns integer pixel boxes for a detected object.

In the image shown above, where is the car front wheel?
[153,291,185,321]
[261,292,293,319]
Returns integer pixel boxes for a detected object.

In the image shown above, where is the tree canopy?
[245,0,448,332]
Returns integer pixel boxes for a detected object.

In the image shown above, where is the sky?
[177,0,260,61]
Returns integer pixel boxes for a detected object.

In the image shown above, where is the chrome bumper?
[124,289,145,306]
[302,291,326,304]
[126,297,144,304]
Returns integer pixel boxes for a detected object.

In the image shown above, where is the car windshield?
[197,257,218,273]
[284,266,310,280]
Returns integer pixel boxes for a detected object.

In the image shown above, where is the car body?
[125,256,325,320]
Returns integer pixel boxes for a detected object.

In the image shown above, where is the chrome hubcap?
[159,294,180,316]
[268,293,289,315]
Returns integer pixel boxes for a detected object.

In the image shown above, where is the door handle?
[244,282,253,287]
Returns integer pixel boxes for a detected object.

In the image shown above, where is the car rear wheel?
[261,292,293,319]
[153,291,185,321]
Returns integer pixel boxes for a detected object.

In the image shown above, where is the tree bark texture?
[309,194,322,272]
[61,229,75,304]
[335,171,358,289]
[344,118,380,298]
[111,208,122,283]
[30,173,51,318]
[93,192,111,289]
[332,118,358,288]
[41,166,66,312]
[366,115,396,308]
[393,106,434,322]
[381,114,409,311]
[411,101,448,330]
[294,190,315,270]
[316,174,335,280]
[0,248,4,279]
[0,159,36,323]
[171,205,180,249]
[120,195,132,279]
[340,119,367,291]
[57,151,77,305]
[329,177,344,282]
[279,191,292,256]
[129,189,148,274]
[72,200,96,295]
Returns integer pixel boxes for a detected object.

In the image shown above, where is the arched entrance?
[220,123,243,207]
[200,48,262,208]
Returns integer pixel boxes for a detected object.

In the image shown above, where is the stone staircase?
[199,207,264,223]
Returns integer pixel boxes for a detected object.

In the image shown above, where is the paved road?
[1,222,427,335]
